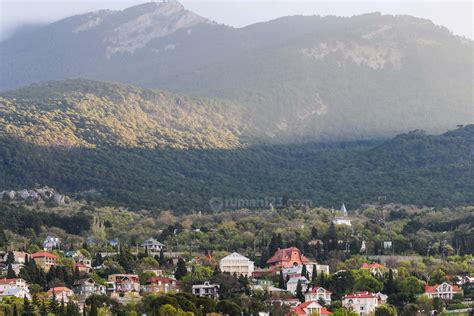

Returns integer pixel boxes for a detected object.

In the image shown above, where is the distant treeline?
[0,125,473,212]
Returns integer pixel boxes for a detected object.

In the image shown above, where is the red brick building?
[266,247,310,269]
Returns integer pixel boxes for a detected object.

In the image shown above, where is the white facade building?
[342,292,380,316]
[192,282,220,299]
[305,286,332,304]
[286,276,309,294]
[219,252,254,277]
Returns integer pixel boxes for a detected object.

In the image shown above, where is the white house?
[0,278,28,292]
[424,282,463,300]
[219,252,254,277]
[0,287,31,300]
[192,282,220,299]
[43,236,60,250]
[47,287,74,304]
[282,264,330,280]
[286,276,309,294]
[2,252,30,264]
[305,286,332,304]
[342,292,380,316]
[141,238,165,253]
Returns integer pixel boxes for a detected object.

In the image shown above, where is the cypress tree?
[301,264,308,279]
[7,263,16,278]
[384,269,396,295]
[40,302,48,316]
[278,270,285,289]
[22,296,31,316]
[59,298,65,316]
[49,293,59,315]
[296,280,305,302]
[312,265,318,284]
[6,251,15,265]
[174,258,187,280]
[159,248,165,266]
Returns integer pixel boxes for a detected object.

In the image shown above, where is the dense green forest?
[0,79,472,211]
[0,125,472,211]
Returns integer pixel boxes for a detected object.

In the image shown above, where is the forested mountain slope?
[0,79,472,211]
[1,2,472,141]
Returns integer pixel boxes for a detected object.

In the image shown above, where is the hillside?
[1,2,472,142]
[0,79,472,210]
[0,79,244,149]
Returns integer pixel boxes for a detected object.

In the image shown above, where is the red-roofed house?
[47,287,74,303]
[75,263,91,273]
[31,252,58,271]
[424,282,462,300]
[0,278,27,292]
[292,301,333,316]
[343,292,381,316]
[360,263,387,277]
[144,276,181,294]
[267,247,310,269]
[2,252,30,264]
[305,286,332,304]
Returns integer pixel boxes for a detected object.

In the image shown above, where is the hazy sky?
[0,0,472,41]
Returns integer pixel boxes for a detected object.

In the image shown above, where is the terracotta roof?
[47,287,73,295]
[266,247,310,265]
[308,286,332,294]
[146,277,175,284]
[292,301,333,315]
[293,301,317,315]
[31,252,58,259]
[361,263,385,270]
[75,263,89,268]
[424,283,462,293]
[344,291,377,299]
[0,278,19,285]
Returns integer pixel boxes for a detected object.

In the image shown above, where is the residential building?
[75,263,91,273]
[219,252,254,277]
[73,278,106,298]
[286,276,309,294]
[267,247,310,269]
[282,263,330,280]
[192,282,220,299]
[141,238,165,253]
[0,278,28,292]
[0,287,31,300]
[292,301,333,316]
[47,287,74,303]
[31,252,58,271]
[2,252,30,264]
[342,292,381,316]
[43,236,60,251]
[424,282,463,300]
[305,286,332,304]
[107,274,140,293]
[143,277,180,294]
[361,263,388,277]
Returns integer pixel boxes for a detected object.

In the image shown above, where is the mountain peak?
[102,1,210,56]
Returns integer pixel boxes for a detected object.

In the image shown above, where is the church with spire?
[332,203,352,226]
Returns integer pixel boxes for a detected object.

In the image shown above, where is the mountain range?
[0,2,473,211]
[1,1,472,142]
